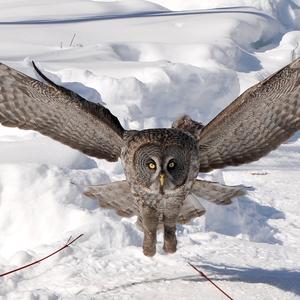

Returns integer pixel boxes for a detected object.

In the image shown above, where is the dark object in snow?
[0,234,83,277]
[189,262,234,300]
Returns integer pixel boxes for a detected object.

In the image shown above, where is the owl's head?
[123,129,199,194]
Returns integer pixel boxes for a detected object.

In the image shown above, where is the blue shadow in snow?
[204,195,285,245]
[187,263,300,296]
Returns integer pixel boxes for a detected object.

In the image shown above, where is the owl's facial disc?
[134,144,190,193]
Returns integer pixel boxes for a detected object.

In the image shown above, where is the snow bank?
[0,138,96,169]
[0,164,141,260]
[78,62,240,129]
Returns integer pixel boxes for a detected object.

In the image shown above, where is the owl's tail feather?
[84,180,137,217]
[191,179,246,205]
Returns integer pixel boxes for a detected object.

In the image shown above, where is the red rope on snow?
[0,234,83,278]
[188,262,234,300]
[1,237,234,300]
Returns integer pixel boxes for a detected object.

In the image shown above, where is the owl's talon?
[163,238,177,254]
[143,245,156,257]
[143,231,157,257]
[143,240,156,256]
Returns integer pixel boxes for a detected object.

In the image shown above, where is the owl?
[0,59,299,256]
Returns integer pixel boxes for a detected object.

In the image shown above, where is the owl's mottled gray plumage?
[195,59,300,172]
[0,62,124,161]
[0,58,299,256]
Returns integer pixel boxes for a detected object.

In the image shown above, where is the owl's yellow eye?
[168,161,176,169]
[148,162,156,170]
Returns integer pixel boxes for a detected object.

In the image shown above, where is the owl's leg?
[163,207,180,254]
[163,224,177,254]
[141,205,159,257]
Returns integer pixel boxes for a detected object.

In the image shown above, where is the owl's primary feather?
[194,58,300,172]
[0,63,124,161]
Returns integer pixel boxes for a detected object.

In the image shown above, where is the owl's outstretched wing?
[0,62,124,161]
[175,58,300,172]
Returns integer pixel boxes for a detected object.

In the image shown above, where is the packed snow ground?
[0,0,300,299]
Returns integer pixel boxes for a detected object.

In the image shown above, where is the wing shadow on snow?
[203,195,285,244]
[187,264,300,296]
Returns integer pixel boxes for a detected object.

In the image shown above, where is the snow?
[0,0,300,299]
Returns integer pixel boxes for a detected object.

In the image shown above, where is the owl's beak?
[159,172,165,194]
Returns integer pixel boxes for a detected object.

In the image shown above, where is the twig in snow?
[0,234,83,278]
[188,262,234,300]
[69,33,77,47]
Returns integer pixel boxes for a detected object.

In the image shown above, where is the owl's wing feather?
[191,179,245,205]
[84,180,137,217]
[194,58,300,172]
[0,62,124,161]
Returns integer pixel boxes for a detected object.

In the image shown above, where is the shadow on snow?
[94,264,300,296]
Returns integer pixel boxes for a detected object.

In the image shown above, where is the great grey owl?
[0,59,299,256]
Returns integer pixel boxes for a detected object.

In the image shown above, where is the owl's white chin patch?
[148,180,178,195]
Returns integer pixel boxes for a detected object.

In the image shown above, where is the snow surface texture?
[0,0,300,299]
